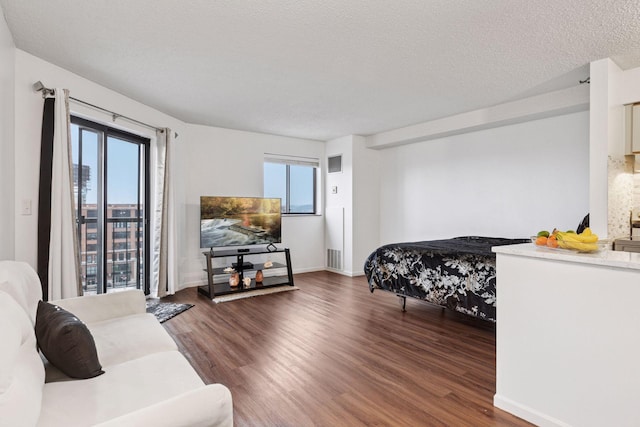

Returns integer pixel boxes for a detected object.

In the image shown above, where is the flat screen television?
[200,196,282,249]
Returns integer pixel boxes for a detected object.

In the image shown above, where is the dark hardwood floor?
[161,271,531,426]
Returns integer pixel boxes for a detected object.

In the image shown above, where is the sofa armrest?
[51,289,146,324]
[93,384,233,427]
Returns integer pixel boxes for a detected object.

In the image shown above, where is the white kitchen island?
[492,243,640,427]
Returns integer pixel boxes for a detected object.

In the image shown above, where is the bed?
[363,236,528,322]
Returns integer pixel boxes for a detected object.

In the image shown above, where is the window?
[112,231,130,239]
[264,155,318,214]
[113,242,129,251]
[71,116,150,295]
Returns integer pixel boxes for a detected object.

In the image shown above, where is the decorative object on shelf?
[255,270,264,283]
[264,261,273,268]
[229,272,240,287]
[266,242,277,252]
[243,277,251,287]
[223,267,235,273]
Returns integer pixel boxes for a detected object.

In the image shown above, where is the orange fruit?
[546,235,558,248]
[535,236,548,246]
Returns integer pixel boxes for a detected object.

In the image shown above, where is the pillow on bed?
[35,300,104,379]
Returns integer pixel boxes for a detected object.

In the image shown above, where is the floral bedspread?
[363,236,528,322]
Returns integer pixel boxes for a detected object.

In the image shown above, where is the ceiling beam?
[365,85,590,150]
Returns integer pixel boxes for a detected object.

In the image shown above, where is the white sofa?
[0,260,233,427]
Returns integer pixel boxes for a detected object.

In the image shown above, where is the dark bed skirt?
[363,236,529,322]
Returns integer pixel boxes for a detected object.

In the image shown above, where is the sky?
[71,124,141,205]
[263,162,314,212]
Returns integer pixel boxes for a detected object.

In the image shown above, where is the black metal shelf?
[198,248,294,298]
[207,261,287,276]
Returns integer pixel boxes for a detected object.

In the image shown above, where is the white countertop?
[493,243,640,271]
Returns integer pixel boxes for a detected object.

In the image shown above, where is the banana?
[556,230,599,252]
[557,231,599,244]
[561,240,598,252]
[579,227,598,242]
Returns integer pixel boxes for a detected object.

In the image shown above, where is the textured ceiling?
[2,0,640,141]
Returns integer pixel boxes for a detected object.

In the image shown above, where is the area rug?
[146,300,194,323]
[212,285,299,304]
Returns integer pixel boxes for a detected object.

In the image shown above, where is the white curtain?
[152,128,178,298]
[48,89,81,300]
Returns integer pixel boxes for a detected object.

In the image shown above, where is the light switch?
[331,186,338,194]
[21,199,32,215]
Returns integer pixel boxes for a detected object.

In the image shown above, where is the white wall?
[13,50,187,270]
[379,111,590,243]
[0,16,15,260]
[182,124,325,286]
[352,136,380,275]
[589,59,627,240]
[324,135,380,276]
[326,136,353,273]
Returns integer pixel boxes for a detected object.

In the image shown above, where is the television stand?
[232,261,254,269]
[198,248,294,298]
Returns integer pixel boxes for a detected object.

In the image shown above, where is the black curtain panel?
[38,97,55,301]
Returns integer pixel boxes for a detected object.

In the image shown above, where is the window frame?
[264,155,319,215]
[71,115,151,295]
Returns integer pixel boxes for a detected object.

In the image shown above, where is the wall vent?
[327,249,343,270]
[328,155,342,173]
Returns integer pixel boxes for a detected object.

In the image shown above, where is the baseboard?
[292,266,325,274]
[493,394,571,427]
[181,279,204,288]
[324,268,365,277]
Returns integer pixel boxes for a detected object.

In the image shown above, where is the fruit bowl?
[530,236,609,253]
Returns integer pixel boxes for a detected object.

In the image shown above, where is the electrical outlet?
[21,199,32,215]
[331,186,338,194]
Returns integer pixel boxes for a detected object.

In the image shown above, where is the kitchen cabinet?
[625,103,640,154]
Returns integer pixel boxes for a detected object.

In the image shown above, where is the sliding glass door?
[71,116,150,295]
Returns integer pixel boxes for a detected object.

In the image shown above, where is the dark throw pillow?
[35,300,104,379]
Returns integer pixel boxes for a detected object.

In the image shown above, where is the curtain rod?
[32,81,178,138]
